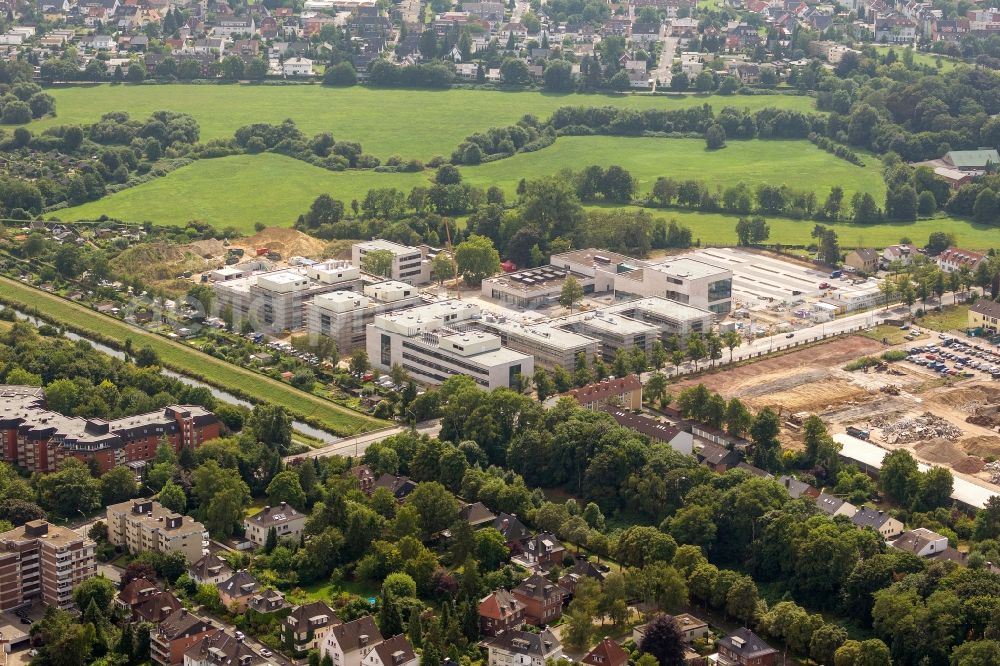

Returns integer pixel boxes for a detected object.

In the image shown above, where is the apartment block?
[352,240,433,285]
[305,280,423,351]
[0,386,220,474]
[212,261,361,333]
[366,300,533,390]
[107,499,208,563]
[152,608,217,666]
[0,520,96,612]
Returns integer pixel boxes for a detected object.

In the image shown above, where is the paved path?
[285,421,441,462]
[651,27,677,88]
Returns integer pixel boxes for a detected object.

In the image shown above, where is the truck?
[846,426,870,440]
[255,247,269,256]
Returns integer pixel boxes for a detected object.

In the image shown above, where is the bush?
[844,356,880,371]
[881,349,908,362]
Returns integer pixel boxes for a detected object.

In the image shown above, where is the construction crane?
[442,217,460,300]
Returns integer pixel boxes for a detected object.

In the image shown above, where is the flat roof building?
[212,261,361,333]
[366,301,533,389]
[474,316,599,371]
[0,520,96,612]
[352,240,433,285]
[617,257,733,315]
[305,280,424,351]
[480,265,596,309]
[107,499,208,564]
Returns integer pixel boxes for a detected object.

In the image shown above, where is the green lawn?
[28,83,818,159]
[57,145,1000,247]
[915,304,971,332]
[872,46,965,72]
[0,276,387,436]
[60,136,885,230]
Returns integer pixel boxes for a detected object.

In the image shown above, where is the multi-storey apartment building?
[0,520,96,611]
[0,386,220,473]
[107,499,208,563]
[152,608,217,666]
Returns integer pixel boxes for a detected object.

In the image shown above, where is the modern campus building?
[212,261,361,333]
[480,264,597,309]
[107,499,209,563]
[474,316,599,371]
[304,280,424,352]
[615,256,733,315]
[366,300,533,389]
[0,386,220,474]
[351,240,433,285]
[0,520,96,611]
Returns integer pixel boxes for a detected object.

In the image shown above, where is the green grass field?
[872,46,964,72]
[0,276,386,436]
[28,83,818,159]
[60,136,887,229]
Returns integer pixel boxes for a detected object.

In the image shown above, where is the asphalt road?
[284,421,442,463]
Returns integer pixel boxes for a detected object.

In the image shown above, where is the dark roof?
[514,573,565,602]
[118,577,159,606]
[815,492,849,515]
[778,475,814,499]
[891,528,946,555]
[719,628,777,658]
[460,501,497,527]
[483,629,561,657]
[479,589,525,620]
[156,608,213,640]
[972,300,1000,320]
[369,634,416,666]
[285,601,341,634]
[850,248,879,262]
[184,631,268,665]
[851,506,894,530]
[493,513,530,543]
[133,591,183,624]
[697,442,742,467]
[328,616,384,654]
[246,501,305,527]
[373,473,417,499]
[218,570,260,598]
[604,408,682,443]
[736,462,773,478]
[189,553,233,581]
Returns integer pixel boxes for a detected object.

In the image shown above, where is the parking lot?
[905,332,1000,380]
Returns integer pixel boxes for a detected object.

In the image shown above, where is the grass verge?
[0,276,386,436]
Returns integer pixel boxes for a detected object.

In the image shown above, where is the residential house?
[247,588,290,616]
[284,601,341,653]
[844,248,879,274]
[520,532,566,568]
[361,634,418,666]
[558,559,610,596]
[560,375,642,410]
[188,553,233,586]
[183,631,270,666]
[937,247,986,273]
[728,61,759,84]
[283,56,313,76]
[697,442,742,472]
[372,473,417,500]
[479,589,526,637]
[493,513,531,546]
[134,591,185,624]
[483,629,562,666]
[891,527,949,557]
[320,616,384,666]
[815,492,858,518]
[874,16,916,42]
[512,573,565,626]
[713,628,777,666]
[218,570,261,612]
[243,502,308,548]
[117,577,160,612]
[882,243,917,267]
[350,464,376,493]
[151,609,217,666]
[582,637,629,666]
[459,501,497,529]
[970,299,1000,334]
[605,408,693,456]
[851,507,904,539]
[778,475,819,500]
[673,613,710,642]
[630,22,660,45]
[213,16,255,37]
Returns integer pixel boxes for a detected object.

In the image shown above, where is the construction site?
[671,330,1000,490]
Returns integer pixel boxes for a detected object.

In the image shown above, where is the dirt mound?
[953,456,987,474]
[237,228,326,259]
[743,377,870,414]
[110,242,219,281]
[961,435,1000,459]
[933,385,1000,409]
[915,437,968,464]
[184,239,227,258]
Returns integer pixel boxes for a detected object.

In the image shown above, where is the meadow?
[28,83,818,159]
[60,135,883,228]
[58,142,1000,248]
[0,276,387,435]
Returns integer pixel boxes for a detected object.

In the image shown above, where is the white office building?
[352,240,433,285]
[305,280,424,351]
[475,316,599,370]
[213,261,360,333]
[366,301,533,389]
[616,257,733,315]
